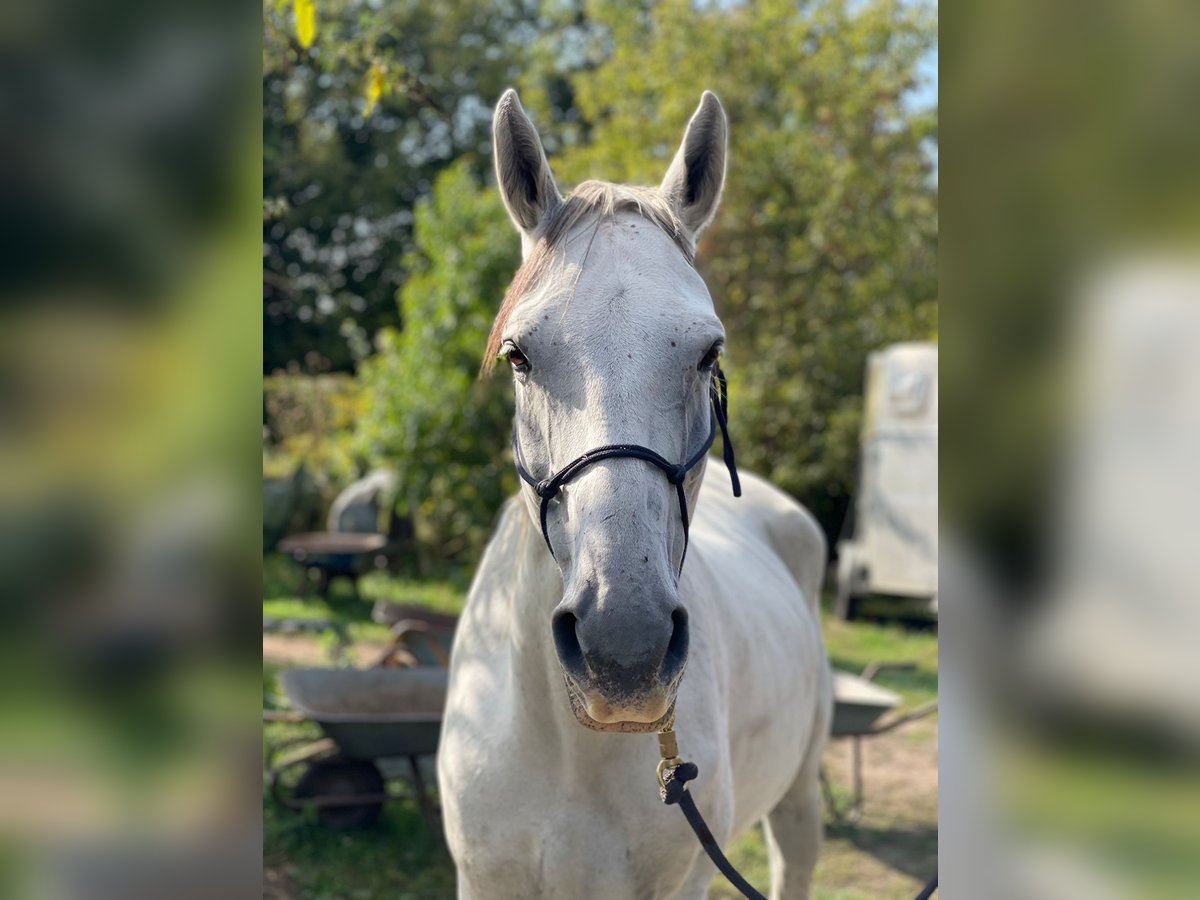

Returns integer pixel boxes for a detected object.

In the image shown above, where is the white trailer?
[835,342,938,619]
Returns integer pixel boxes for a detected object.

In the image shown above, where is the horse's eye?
[698,341,723,371]
[503,342,530,373]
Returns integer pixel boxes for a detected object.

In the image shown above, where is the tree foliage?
[264,0,937,560]
[263,0,546,373]
[535,0,938,528]
[353,161,518,561]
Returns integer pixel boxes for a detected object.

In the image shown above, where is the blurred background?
[0,0,261,896]
[941,0,1200,897]
[3,0,1196,895]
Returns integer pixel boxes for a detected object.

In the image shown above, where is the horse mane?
[481,181,695,374]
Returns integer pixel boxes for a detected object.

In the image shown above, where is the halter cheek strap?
[512,367,742,573]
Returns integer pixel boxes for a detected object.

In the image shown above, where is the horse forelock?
[481,181,695,374]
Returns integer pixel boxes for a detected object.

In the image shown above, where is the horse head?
[487,89,729,732]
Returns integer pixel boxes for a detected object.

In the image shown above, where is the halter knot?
[660,761,699,805]
[510,364,741,572]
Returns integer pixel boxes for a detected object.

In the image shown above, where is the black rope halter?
[511,365,742,572]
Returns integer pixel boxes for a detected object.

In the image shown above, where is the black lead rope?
[512,366,741,573]
[915,875,938,899]
[658,735,937,900]
[659,759,767,900]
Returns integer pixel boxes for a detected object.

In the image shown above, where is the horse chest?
[442,723,705,898]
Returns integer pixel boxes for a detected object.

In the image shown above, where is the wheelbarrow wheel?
[293,757,386,829]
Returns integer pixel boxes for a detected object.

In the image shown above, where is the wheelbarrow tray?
[281,667,447,760]
[831,671,902,737]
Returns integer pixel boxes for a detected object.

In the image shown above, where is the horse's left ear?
[660,91,728,240]
[493,88,562,241]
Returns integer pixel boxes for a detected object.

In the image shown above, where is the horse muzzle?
[551,600,689,733]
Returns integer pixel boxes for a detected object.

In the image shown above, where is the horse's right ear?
[660,91,727,241]
[493,89,562,241]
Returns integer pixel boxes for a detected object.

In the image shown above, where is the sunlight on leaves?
[294,0,316,50]
[363,62,387,118]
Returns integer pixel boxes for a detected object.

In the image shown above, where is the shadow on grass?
[265,787,451,900]
[263,553,380,619]
[852,602,938,633]
[264,553,472,623]
[827,821,938,883]
[265,750,455,899]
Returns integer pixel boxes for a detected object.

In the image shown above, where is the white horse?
[438,89,832,900]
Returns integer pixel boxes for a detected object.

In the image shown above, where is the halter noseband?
[512,366,743,572]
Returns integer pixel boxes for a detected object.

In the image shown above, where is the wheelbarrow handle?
[872,700,939,734]
[860,660,918,683]
[375,619,452,669]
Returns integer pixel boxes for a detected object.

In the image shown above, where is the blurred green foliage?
[263,0,557,373]
[264,0,937,562]
[353,161,517,562]
[536,0,939,529]
[263,373,364,481]
[263,373,365,539]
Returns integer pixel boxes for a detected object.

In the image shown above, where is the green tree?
[263,0,559,373]
[283,0,937,562]
[353,160,518,564]
[529,0,938,533]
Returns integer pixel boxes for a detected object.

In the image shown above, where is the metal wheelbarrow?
[266,666,448,829]
[824,661,939,823]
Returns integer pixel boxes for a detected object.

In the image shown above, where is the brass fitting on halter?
[656,728,685,795]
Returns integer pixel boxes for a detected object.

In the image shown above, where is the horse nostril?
[661,606,689,684]
[552,609,585,676]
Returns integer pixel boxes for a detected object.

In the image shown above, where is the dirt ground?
[264,632,390,669]
[816,720,939,898]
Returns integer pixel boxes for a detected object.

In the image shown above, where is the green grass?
[712,826,772,898]
[263,553,470,649]
[998,738,1200,898]
[264,571,938,898]
[265,802,456,900]
[356,570,470,616]
[820,594,938,707]
[265,722,456,900]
